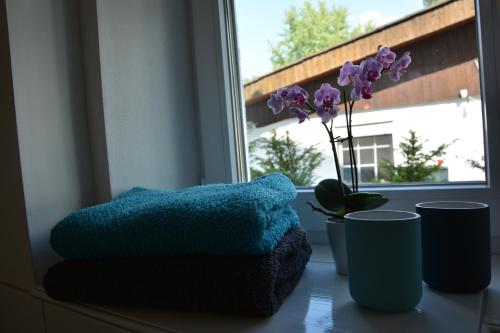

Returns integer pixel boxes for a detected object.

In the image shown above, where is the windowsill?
[297,182,490,194]
[31,251,500,333]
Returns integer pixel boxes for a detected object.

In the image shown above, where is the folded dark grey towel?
[43,227,311,316]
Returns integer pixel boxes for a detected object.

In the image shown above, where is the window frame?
[340,134,394,184]
[191,0,500,250]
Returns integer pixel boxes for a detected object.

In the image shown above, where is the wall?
[5,0,96,285]
[0,0,35,290]
[78,0,112,203]
[95,0,201,196]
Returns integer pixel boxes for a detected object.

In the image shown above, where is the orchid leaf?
[344,192,389,212]
[314,179,352,211]
[335,208,347,218]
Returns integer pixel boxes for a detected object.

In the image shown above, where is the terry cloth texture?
[44,227,311,316]
[51,173,298,258]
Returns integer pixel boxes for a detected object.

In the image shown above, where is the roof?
[243,0,475,105]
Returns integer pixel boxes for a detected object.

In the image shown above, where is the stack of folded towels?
[44,173,311,316]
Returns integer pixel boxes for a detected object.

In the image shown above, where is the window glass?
[237,0,486,187]
[360,149,375,164]
[340,134,394,185]
[357,137,374,147]
[343,150,351,165]
[360,167,376,183]
[376,135,392,146]
[377,148,393,162]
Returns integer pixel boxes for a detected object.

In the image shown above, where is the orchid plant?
[267,46,412,219]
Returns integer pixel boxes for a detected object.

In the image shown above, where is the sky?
[234,0,425,80]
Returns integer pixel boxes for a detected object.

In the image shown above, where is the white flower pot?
[325,218,348,276]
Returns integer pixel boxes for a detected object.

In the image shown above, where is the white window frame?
[190,0,500,250]
[339,134,394,184]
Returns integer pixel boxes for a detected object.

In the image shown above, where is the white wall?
[6,0,96,284]
[95,0,201,196]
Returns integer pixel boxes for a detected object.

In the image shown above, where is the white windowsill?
[297,182,490,195]
[31,251,500,333]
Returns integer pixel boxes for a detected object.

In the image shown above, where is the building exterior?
[243,0,486,185]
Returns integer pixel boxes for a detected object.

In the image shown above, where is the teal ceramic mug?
[345,210,422,312]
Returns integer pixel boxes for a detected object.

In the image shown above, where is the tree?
[467,156,485,172]
[379,130,451,183]
[423,0,448,7]
[270,0,376,69]
[249,130,324,186]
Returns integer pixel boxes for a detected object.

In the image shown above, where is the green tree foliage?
[270,0,376,69]
[467,156,485,172]
[423,0,448,7]
[249,130,324,186]
[379,130,450,183]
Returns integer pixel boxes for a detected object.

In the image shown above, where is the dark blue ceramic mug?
[345,210,422,312]
[416,201,490,292]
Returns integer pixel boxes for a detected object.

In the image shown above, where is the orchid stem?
[322,122,345,199]
[306,202,339,218]
[349,101,359,192]
[305,101,316,113]
[343,91,355,193]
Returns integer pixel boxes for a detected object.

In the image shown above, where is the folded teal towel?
[51,173,299,258]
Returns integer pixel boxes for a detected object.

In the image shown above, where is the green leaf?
[335,208,346,217]
[314,179,352,211]
[344,192,389,212]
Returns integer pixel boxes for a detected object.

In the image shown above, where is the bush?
[249,130,324,186]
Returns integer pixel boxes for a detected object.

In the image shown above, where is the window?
[191,0,500,246]
[236,0,486,187]
[341,135,394,184]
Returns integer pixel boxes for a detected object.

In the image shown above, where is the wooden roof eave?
[243,0,475,106]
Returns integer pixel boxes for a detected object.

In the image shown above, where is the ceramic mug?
[345,210,422,312]
[416,201,490,292]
